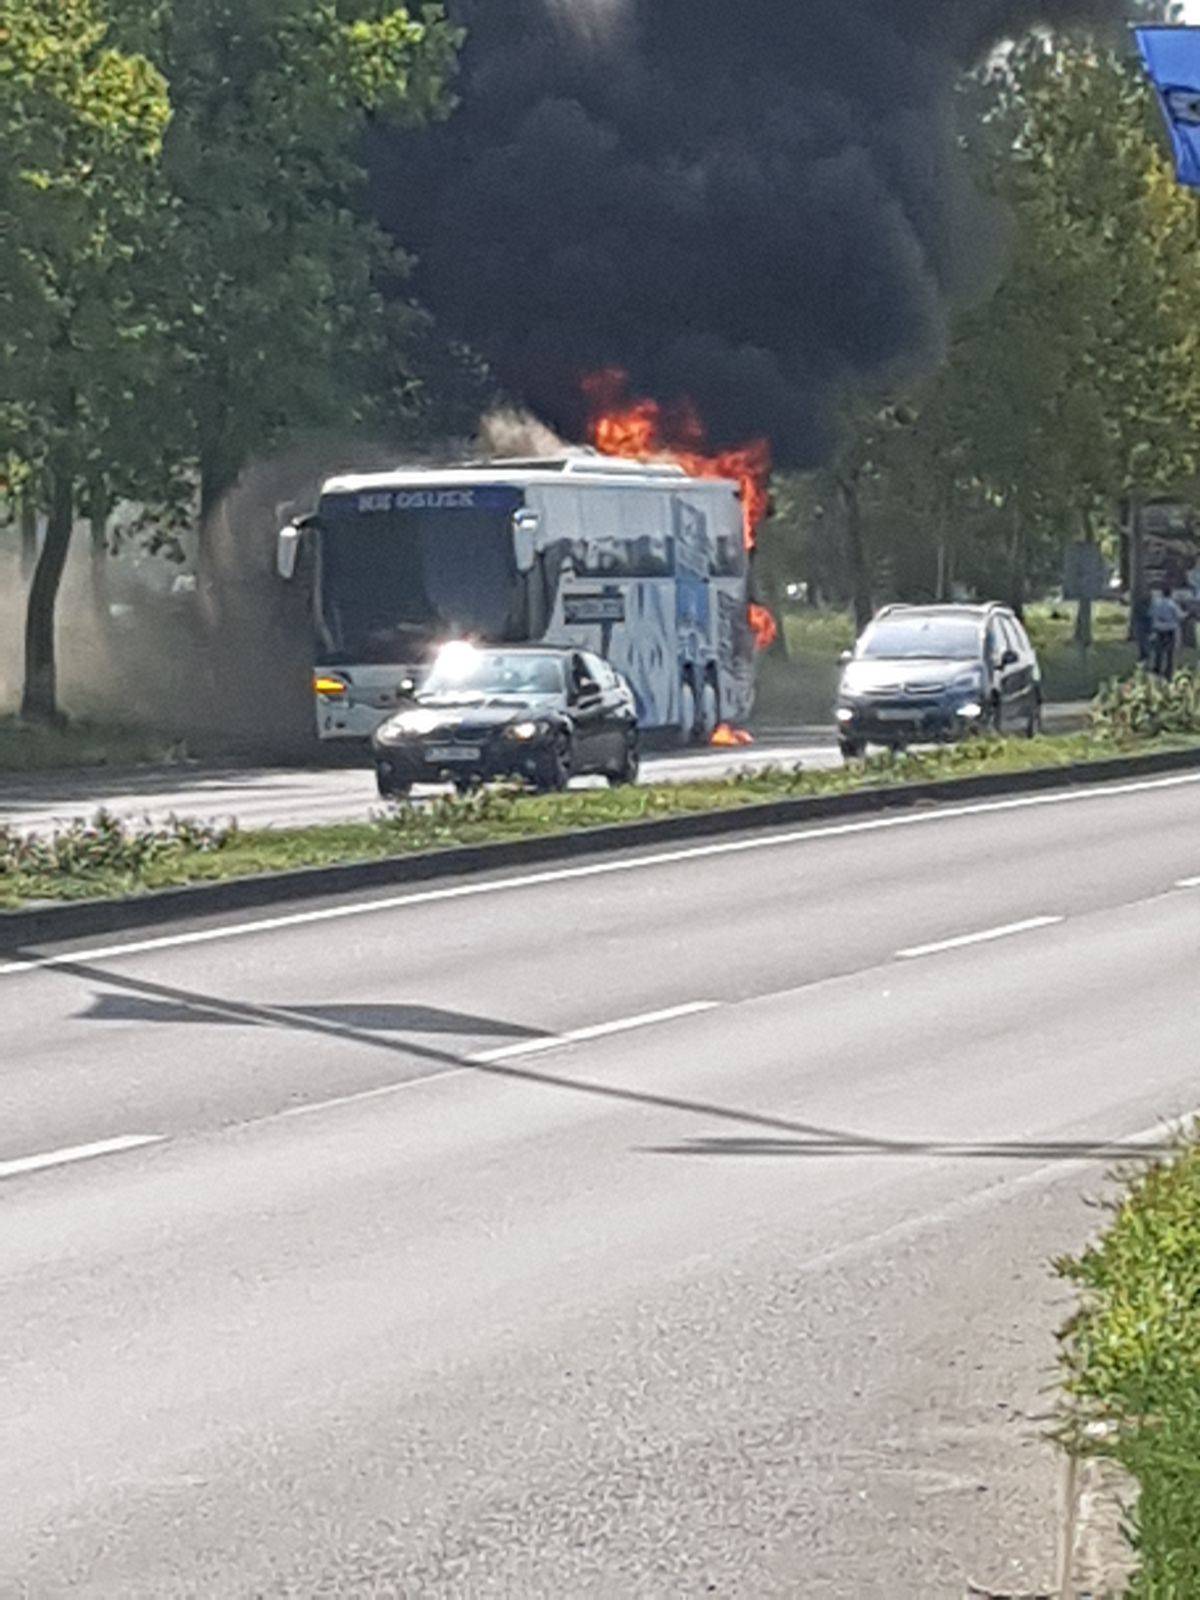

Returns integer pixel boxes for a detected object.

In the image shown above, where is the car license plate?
[426,744,481,763]
[876,709,914,722]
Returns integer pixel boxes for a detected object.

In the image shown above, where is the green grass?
[4,728,1198,910]
[1058,1134,1200,1595]
[0,717,187,774]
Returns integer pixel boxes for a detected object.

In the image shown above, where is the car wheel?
[453,777,481,797]
[677,676,698,746]
[534,738,571,793]
[375,767,412,801]
[839,739,866,762]
[697,676,720,743]
[607,731,641,787]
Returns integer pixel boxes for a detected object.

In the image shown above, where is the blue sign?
[321,486,523,518]
[1135,25,1200,189]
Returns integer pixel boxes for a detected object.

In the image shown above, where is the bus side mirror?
[278,524,301,580]
[512,509,540,573]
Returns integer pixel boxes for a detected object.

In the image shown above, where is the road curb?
[4,745,1200,951]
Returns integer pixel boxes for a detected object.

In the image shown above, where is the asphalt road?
[3,767,1195,1596]
[0,732,840,835]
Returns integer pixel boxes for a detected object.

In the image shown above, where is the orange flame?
[583,369,772,552]
[747,603,779,653]
[582,369,779,653]
[710,723,755,747]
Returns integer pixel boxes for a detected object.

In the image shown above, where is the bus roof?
[321,453,740,498]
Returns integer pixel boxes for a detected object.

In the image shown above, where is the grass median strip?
[3,729,1200,911]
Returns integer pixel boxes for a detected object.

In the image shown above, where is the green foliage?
[1091,667,1200,741]
[0,807,234,892]
[0,0,172,480]
[3,727,1198,908]
[775,32,1200,615]
[1058,1139,1200,1594]
[139,0,464,504]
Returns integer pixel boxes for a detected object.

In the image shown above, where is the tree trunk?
[1008,498,1026,621]
[20,497,38,582]
[21,464,74,726]
[839,474,873,632]
[1074,595,1093,649]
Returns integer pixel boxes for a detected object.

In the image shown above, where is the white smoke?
[477,407,571,460]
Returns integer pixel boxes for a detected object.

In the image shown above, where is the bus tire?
[697,674,721,743]
[677,676,698,746]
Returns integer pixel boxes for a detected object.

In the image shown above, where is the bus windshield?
[316,502,523,664]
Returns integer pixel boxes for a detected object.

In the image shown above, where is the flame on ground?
[710,723,755,747]
[582,369,779,652]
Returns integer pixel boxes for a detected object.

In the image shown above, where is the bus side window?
[710,532,746,577]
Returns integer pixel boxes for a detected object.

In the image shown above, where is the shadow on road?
[79,993,541,1039]
[22,951,1180,1167]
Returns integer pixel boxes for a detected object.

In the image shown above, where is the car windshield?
[423,651,566,698]
[858,616,982,662]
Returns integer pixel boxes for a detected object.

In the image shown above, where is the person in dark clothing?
[1150,584,1182,678]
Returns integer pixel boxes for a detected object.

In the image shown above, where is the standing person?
[1150,583,1182,678]
[1132,589,1153,664]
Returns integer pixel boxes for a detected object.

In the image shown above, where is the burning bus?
[277,452,761,745]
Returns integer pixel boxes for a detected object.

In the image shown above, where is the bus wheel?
[697,676,720,743]
[677,677,697,746]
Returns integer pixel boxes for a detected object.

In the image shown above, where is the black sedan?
[371,644,640,798]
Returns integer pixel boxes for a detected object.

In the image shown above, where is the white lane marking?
[1176,875,1200,890]
[3,767,1199,978]
[0,1134,163,1182]
[469,1002,720,1064]
[271,1003,721,1122]
[897,916,1063,960]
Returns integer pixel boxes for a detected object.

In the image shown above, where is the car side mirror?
[277,524,301,580]
[1001,648,1018,668]
[512,508,540,573]
[573,677,601,704]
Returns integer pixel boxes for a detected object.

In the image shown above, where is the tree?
[0,0,172,723]
[139,1,463,528]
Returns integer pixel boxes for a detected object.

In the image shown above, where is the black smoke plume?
[374,0,1124,467]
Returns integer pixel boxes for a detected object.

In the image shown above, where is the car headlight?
[378,709,442,742]
[957,701,984,720]
[504,720,545,742]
